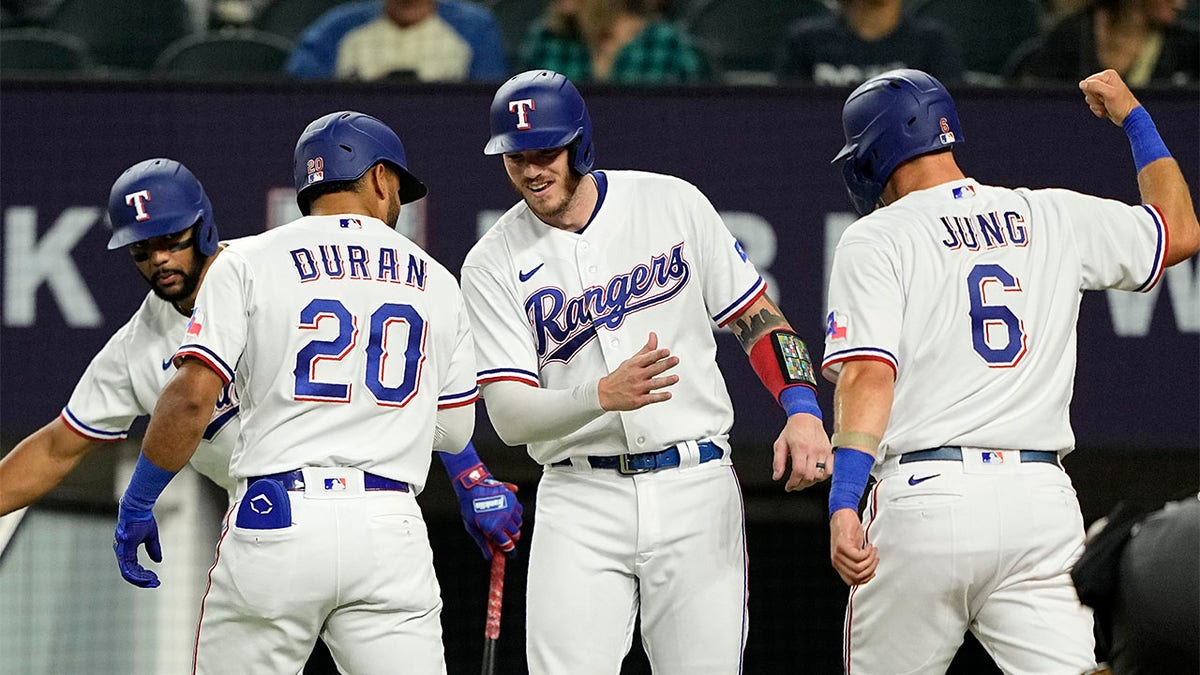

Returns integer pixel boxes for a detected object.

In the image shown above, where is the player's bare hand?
[597,332,679,411]
[830,508,878,586]
[772,412,832,492]
[1079,69,1141,126]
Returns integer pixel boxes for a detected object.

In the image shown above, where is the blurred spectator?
[1073,496,1200,674]
[1013,0,1198,86]
[285,0,507,81]
[776,0,963,86]
[518,0,707,83]
[0,0,64,26]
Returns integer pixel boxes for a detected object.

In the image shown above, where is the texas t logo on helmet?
[508,99,535,130]
[125,190,152,221]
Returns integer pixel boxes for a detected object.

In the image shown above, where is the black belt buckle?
[617,453,652,476]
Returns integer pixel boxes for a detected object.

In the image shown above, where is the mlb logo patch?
[939,131,957,145]
[324,477,347,491]
[826,311,848,340]
[307,171,324,184]
[339,218,362,229]
[186,309,204,336]
[981,451,1006,464]
[952,185,976,199]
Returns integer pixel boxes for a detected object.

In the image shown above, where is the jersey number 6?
[967,264,1028,368]
[293,297,427,406]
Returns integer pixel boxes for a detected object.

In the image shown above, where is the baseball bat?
[481,548,507,675]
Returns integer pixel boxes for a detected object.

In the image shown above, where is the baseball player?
[461,69,832,674]
[0,158,238,516]
[110,112,489,674]
[823,68,1199,673]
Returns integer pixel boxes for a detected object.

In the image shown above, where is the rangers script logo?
[526,243,691,364]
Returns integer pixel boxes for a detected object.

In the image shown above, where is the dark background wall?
[1,79,1196,673]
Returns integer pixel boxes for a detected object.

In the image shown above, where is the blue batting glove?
[114,498,163,588]
[449,463,523,561]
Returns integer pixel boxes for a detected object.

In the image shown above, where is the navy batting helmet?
[294,111,428,215]
[484,70,595,175]
[832,69,964,216]
[107,158,219,256]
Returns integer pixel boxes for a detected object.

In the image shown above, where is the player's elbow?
[433,404,475,454]
[1165,213,1200,267]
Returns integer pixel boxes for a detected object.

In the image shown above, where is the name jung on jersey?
[289,244,429,288]
[940,210,1028,251]
[526,242,691,364]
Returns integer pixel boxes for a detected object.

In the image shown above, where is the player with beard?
[0,158,241,513]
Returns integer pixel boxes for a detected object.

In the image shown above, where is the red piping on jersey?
[1146,202,1168,290]
[822,354,897,379]
[58,412,123,442]
[437,395,479,409]
[478,375,538,386]
[716,285,767,328]
[845,478,883,673]
[176,351,233,385]
[193,504,235,673]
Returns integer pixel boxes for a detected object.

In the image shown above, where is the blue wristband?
[438,441,483,477]
[120,454,178,515]
[1123,106,1171,173]
[780,385,822,420]
[828,447,874,518]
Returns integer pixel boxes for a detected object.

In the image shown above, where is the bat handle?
[481,548,506,675]
[485,550,506,639]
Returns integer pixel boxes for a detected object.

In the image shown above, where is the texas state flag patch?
[186,309,204,336]
[826,310,848,341]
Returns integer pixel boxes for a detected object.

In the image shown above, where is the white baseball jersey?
[178,214,477,493]
[823,178,1167,460]
[461,170,765,462]
[61,290,239,494]
[463,170,761,674]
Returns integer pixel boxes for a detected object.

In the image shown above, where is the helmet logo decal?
[306,157,325,185]
[508,98,536,130]
[938,117,956,145]
[125,190,152,222]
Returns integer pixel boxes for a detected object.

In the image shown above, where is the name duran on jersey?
[290,244,429,289]
[940,211,1029,251]
[528,242,691,365]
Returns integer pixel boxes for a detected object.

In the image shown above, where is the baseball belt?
[248,469,410,492]
[552,440,724,475]
[899,447,1059,465]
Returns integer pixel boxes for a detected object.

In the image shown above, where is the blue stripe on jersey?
[712,276,766,326]
[61,407,128,440]
[202,405,239,441]
[1134,204,1167,292]
[575,171,608,235]
[821,346,899,368]
[439,386,479,405]
[176,344,235,383]
[478,366,538,379]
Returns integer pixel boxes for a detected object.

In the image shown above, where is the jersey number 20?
[293,298,427,406]
[967,264,1027,368]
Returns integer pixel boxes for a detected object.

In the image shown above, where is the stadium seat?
[0,27,93,73]
[684,0,831,82]
[48,0,194,70]
[254,0,355,42]
[155,29,293,75]
[909,0,1042,80]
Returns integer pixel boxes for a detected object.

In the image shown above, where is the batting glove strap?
[453,463,494,490]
